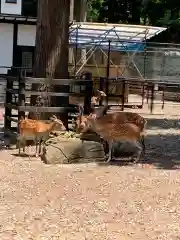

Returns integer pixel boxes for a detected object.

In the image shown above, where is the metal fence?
[126,42,180,82]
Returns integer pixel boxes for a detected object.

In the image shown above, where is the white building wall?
[0,23,13,74]
[1,0,22,15]
[17,24,36,46]
[0,23,14,103]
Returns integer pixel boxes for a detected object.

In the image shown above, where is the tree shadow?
[143,116,180,169]
[97,133,180,170]
[11,153,38,158]
[141,134,180,170]
[146,118,180,130]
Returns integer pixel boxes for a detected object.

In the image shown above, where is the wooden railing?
[6,67,174,136]
[4,70,93,134]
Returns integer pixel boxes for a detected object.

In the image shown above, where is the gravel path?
[1,101,180,239]
[1,152,180,240]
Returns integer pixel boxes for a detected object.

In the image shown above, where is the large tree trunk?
[29,0,70,127]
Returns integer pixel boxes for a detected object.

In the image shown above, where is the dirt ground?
[2,99,180,239]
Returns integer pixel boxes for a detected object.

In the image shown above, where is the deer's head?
[75,105,88,133]
[91,90,106,106]
[50,115,66,131]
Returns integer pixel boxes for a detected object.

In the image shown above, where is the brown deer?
[75,90,106,134]
[77,103,146,153]
[82,112,143,162]
[18,115,66,157]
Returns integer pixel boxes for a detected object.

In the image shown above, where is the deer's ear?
[89,113,97,120]
[98,90,106,97]
[50,115,57,120]
[95,89,106,97]
[102,92,106,96]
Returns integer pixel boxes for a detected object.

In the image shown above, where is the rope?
[44,142,70,162]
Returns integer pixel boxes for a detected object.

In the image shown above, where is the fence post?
[18,70,25,124]
[84,72,93,115]
[141,82,145,107]
[99,77,105,106]
[53,74,69,130]
[121,80,126,111]
[4,70,13,130]
[105,77,109,105]
[161,83,165,109]
[150,83,155,113]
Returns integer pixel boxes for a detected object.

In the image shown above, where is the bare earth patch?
[1,100,180,239]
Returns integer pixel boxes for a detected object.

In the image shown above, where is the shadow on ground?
[146,118,180,130]
[97,116,180,170]
[11,153,38,158]
[143,134,180,170]
[97,134,180,170]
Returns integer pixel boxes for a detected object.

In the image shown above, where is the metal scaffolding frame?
[68,22,167,78]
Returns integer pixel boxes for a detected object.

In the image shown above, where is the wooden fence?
[5,67,169,137]
[4,70,94,134]
[94,77,146,110]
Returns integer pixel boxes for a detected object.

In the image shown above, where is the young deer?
[18,115,66,157]
[82,113,143,163]
[76,103,146,153]
[96,107,147,153]
[91,90,107,107]
[75,90,106,133]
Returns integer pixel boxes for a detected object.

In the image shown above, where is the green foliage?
[86,0,180,41]
[87,0,104,21]
[87,0,180,26]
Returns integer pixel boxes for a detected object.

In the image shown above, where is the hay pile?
[41,131,105,164]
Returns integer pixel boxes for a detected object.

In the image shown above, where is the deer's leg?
[141,135,145,154]
[106,140,113,162]
[18,138,21,155]
[35,137,39,158]
[38,139,43,155]
[18,144,20,155]
[19,137,25,154]
[40,134,47,155]
[16,136,19,149]
[17,136,20,154]
[22,139,25,153]
[131,141,142,164]
[102,139,109,155]
[35,145,39,158]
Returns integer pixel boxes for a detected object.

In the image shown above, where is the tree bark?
[29,0,70,127]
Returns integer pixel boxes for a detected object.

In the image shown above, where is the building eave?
[0,14,37,25]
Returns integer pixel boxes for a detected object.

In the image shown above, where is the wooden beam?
[6,89,85,97]
[25,77,92,85]
[5,103,77,113]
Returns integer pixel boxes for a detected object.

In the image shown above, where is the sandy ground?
[1,99,180,239]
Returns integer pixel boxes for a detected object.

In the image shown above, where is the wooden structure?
[95,77,147,110]
[4,69,93,135]
[4,67,160,140]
